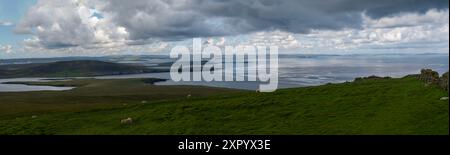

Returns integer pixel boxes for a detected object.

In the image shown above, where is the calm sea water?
[99,54,450,90]
[0,54,448,92]
[0,78,74,92]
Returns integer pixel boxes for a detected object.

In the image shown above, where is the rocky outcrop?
[416,69,448,91]
[418,69,440,85]
[439,71,448,91]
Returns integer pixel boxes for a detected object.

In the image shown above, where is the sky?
[0,0,449,59]
[0,0,36,53]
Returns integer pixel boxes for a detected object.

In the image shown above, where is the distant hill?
[0,60,167,78]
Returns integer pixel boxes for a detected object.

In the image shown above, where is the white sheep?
[120,118,133,125]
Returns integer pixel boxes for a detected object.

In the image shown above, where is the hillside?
[0,60,167,78]
[0,76,447,135]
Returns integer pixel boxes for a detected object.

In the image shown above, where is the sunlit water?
[0,78,74,92]
[98,54,450,90]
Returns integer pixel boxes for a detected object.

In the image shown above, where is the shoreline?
[1,67,448,93]
[0,74,419,93]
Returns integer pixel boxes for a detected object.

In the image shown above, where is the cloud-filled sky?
[0,0,448,58]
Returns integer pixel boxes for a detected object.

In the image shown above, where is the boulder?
[439,71,449,91]
[418,69,440,85]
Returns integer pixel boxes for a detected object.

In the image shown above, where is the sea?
[0,54,448,92]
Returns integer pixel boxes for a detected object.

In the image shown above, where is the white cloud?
[15,0,129,49]
[216,37,226,46]
[293,9,449,53]
[204,37,227,47]
[363,9,449,28]
[14,40,170,58]
[242,30,301,49]
[212,9,448,54]
[0,21,13,26]
[0,45,13,54]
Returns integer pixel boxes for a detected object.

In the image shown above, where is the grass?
[0,76,448,135]
[0,78,241,118]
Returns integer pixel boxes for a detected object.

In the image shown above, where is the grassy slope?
[0,78,241,118]
[0,77,448,135]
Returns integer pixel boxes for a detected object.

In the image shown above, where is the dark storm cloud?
[362,0,448,18]
[14,0,448,50]
[102,0,448,41]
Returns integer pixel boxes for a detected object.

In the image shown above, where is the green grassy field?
[0,76,448,135]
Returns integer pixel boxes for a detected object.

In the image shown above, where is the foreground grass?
[0,77,448,135]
